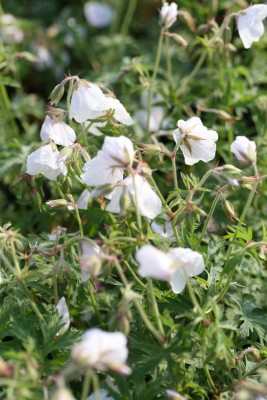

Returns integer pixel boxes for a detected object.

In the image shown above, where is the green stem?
[147,279,165,336]
[166,36,173,83]
[176,52,207,97]
[67,79,74,124]
[171,136,184,190]
[51,256,59,305]
[194,192,220,250]
[186,277,204,318]
[203,363,217,392]
[147,32,164,134]
[88,282,103,326]
[81,370,91,400]
[216,176,259,303]
[74,205,84,237]
[113,259,164,343]
[124,260,147,289]
[120,0,138,36]
[149,176,181,246]
[131,171,143,236]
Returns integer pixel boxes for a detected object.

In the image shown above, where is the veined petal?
[81,154,123,186]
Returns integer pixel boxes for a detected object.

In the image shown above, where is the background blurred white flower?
[84,2,115,28]
[136,245,205,294]
[71,328,131,374]
[236,4,267,49]
[173,116,218,165]
[160,2,178,29]
[231,136,257,164]
[0,14,24,44]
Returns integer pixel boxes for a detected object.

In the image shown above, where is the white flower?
[135,107,165,132]
[84,2,115,28]
[160,2,178,29]
[136,245,205,294]
[69,82,133,125]
[71,328,131,375]
[102,135,134,167]
[55,297,70,336]
[136,245,175,280]
[151,214,175,241]
[0,14,24,44]
[87,389,114,400]
[26,144,67,181]
[173,117,218,165]
[79,241,103,281]
[81,154,123,187]
[230,136,257,164]
[81,136,134,187]
[106,174,162,219]
[69,82,106,123]
[40,116,76,147]
[236,4,267,49]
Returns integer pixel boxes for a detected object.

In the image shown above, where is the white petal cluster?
[136,245,205,294]
[173,117,218,165]
[69,82,133,125]
[26,144,67,181]
[40,116,76,147]
[84,2,115,28]
[231,136,257,164]
[55,297,70,336]
[160,2,178,29]
[71,328,131,375]
[236,4,267,49]
[81,135,134,187]
[107,174,162,219]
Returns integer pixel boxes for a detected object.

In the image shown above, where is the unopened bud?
[120,189,131,213]
[46,199,72,209]
[142,144,163,156]
[50,84,65,106]
[223,26,232,44]
[169,33,188,46]
[240,176,260,189]
[166,390,186,400]
[214,37,224,49]
[215,164,242,176]
[225,43,237,52]
[222,200,238,221]
[32,191,42,211]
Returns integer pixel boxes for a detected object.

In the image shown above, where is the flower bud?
[49,84,65,106]
[222,200,238,221]
[46,199,72,209]
[240,176,260,189]
[223,26,232,45]
[214,164,242,176]
[120,189,131,214]
[91,184,115,198]
[142,144,163,156]
[231,136,257,164]
[168,33,188,46]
